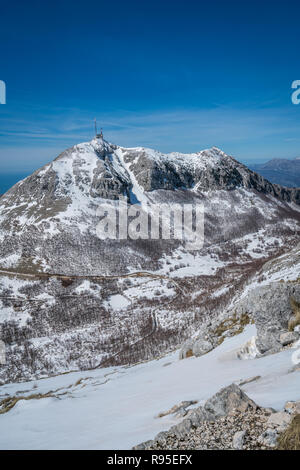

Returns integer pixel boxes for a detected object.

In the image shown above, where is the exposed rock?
[134,384,296,450]
[192,338,213,357]
[138,406,275,450]
[258,429,279,448]
[238,375,261,386]
[179,313,251,360]
[285,401,300,415]
[233,283,300,355]
[288,364,300,374]
[156,400,198,418]
[280,331,299,346]
[267,411,293,430]
[204,383,257,416]
[134,384,258,449]
[178,340,195,360]
[236,336,261,360]
[289,297,300,331]
[124,146,300,203]
[232,430,246,449]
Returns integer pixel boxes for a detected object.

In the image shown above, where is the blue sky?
[1,0,300,191]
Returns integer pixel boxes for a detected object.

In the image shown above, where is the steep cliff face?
[122,145,300,202]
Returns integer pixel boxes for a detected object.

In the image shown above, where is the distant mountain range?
[250,157,300,187]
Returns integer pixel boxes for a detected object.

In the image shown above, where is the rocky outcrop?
[156,400,198,419]
[124,146,300,203]
[280,331,299,346]
[133,384,257,449]
[233,282,300,355]
[134,385,299,450]
[179,313,251,360]
[232,430,246,450]
[178,335,213,359]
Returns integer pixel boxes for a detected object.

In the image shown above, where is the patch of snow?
[104,294,131,311]
[0,325,299,449]
[75,280,91,294]
[0,253,21,268]
[158,249,225,278]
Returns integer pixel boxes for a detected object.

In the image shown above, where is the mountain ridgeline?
[0,138,299,276]
[0,138,299,384]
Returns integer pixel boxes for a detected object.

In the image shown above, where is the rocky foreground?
[134,384,300,450]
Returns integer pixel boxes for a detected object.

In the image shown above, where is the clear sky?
[1,0,300,192]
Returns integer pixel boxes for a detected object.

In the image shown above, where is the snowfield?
[0,325,299,450]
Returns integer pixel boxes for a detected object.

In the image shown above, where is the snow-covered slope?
[0,137,300,384]
[0,325,299,449]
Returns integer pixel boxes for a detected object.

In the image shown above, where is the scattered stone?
[238,375,261,386]
[284,401,300,415]
[139,407,273,450]
[264,407,276,416]
[192,338,213,357]
[258,429,279,448]
[179,340,195,360]
[156,400,198,419]
[236,336,261,360]
[267,411,292,430]
[204,383,257,417]
[134,384,262,450]
[232,430,246,449]
[134,384,299,451]
[288,364,300,374]
[280,331,299,346]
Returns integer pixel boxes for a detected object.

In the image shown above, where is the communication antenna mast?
[94,119,103,139]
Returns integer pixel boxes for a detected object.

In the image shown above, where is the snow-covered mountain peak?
[201,146,225,157]
[0,138,299,236]
[0,139,300,388]
[55,137,116,163]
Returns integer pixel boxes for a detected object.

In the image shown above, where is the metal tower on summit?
[94,118,103,139]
